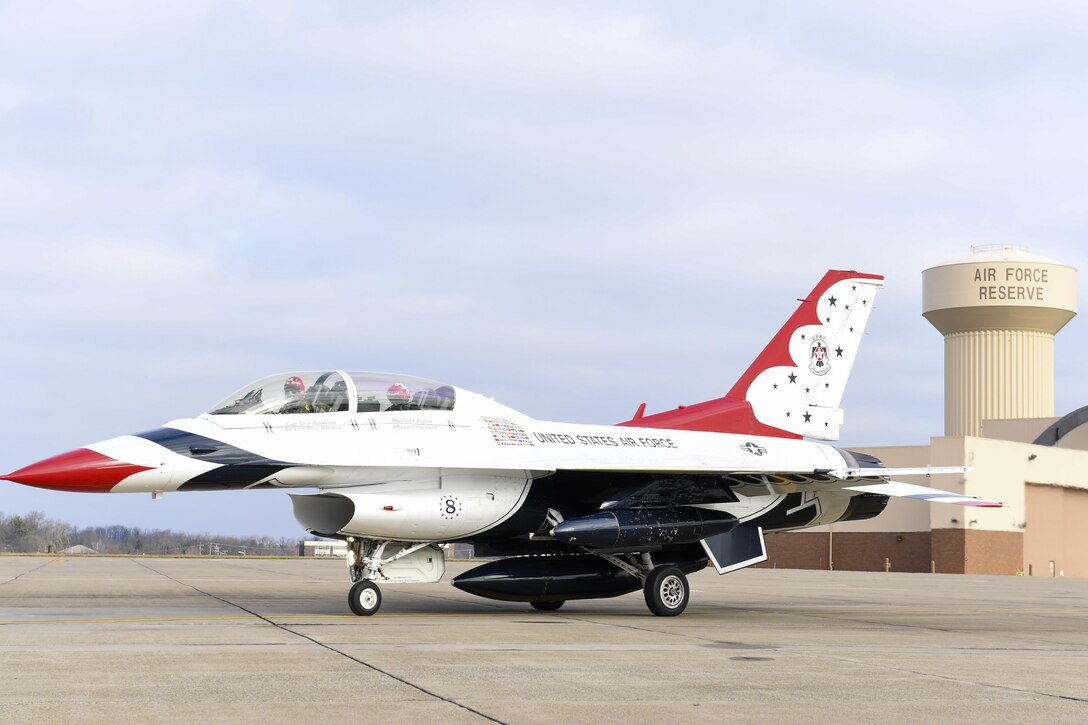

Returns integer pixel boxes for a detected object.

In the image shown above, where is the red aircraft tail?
[617,270,884,440]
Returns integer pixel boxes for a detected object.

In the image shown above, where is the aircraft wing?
[827,465,1002,507]
[721,464,1003,507]
[554,464,1002,509]
[839,480,1001,507]
[824,465,971,479]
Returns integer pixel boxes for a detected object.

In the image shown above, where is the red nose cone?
[1,448,153,492]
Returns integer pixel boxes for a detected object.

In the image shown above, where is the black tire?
[529,600,565,612]
[348,580,382,616]
[644,566,689,617]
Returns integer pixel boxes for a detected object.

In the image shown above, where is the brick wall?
[833,532,933,572]
[965,530,1023,574]
[756,532,829,570]
[932,529,1023,574]
[759,531,936,572]
[931,529,965,573]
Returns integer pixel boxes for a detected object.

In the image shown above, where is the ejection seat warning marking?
[483,418,535,446]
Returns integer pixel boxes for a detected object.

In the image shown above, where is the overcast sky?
[2,1,1087,539]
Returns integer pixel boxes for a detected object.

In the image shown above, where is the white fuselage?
[94,386,850,491]
[76,387,858,540]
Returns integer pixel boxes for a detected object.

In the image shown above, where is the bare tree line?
[0,510,301,556]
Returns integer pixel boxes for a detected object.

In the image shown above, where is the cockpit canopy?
[207,371,456,416]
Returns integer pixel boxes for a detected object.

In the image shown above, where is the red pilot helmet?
[284,376,306,395]
[387,383,410,405]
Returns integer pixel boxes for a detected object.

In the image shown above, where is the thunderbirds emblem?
[808,335,830,376]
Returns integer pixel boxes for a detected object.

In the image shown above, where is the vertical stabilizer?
[728,271,884,440]
[618,270,883,440]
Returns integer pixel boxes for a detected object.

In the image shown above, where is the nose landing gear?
[344,538,446,616]
[348,580,382,616]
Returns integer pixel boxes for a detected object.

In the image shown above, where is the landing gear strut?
[591,552,693,616]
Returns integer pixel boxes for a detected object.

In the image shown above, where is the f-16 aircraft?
[2,270,999,617]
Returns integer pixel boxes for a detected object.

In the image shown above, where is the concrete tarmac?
[0,555,1085,724]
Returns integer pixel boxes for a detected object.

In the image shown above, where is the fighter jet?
[2,270,999,617]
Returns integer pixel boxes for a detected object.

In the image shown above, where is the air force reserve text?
[975,265,1048,301]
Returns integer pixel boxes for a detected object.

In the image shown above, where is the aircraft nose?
[1,448,153,493]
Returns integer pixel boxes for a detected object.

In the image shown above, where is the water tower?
[922,246,1077,437]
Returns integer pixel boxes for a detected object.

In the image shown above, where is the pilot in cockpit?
[280,375,314,414]
[387,383,412,411]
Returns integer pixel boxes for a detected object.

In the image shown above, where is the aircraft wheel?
[530,600,565,612]
[348,580,382,616]
[644,566,689,617]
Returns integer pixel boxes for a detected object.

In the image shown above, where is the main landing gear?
[595,553,691,617]
[643,565,689,616]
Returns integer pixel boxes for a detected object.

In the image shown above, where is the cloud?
[2,2,1088,536]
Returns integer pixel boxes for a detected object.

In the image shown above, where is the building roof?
[59,544,98,554]
[926,244,1073,269]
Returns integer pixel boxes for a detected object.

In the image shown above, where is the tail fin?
[618,270,884,440]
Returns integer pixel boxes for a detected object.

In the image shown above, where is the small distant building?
[300,540,348,558]
[445,543,475,559]
[59,544,98,555]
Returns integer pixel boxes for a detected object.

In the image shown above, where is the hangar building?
[763,246,1088,577]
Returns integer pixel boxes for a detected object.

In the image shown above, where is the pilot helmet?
[284,376,306,396]
[387,383,410,405]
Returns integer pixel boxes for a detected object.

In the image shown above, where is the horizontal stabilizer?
[843,480,1002,507]
[825,466,970,480]
[701,527,768,574]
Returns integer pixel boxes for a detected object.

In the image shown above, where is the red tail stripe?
[726,270,883,400]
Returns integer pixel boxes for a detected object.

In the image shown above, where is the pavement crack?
[0,557,57,585]
[129,560,506,724]
[799,649,1088,704]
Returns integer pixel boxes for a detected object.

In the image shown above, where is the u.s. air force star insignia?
[740,442,768,456]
